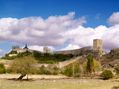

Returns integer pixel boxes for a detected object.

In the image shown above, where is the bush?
[6,69,12,73]
[37,65,52,75]
[9,50,17,54]
[37,65,60,75]
[63,64,73,77]
[63,62,81,77]
[0,63,6,74]
[33,51,74,63]
[101,70,113,80]
[115,66,119,76]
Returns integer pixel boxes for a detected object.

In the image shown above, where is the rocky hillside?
[101,48,119,66]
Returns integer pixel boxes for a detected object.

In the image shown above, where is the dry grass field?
[0,74,119,89]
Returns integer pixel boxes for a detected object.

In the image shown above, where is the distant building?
[43,46,50,53]
[12,46,20,50]
[12,44,30,53]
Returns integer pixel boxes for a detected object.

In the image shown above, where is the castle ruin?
[43,46,50,53]
[12,44,29,53]
[93,39,102,50]
[93,39,105,56]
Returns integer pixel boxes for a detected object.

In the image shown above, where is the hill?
[101,48,119,66]
[1,50,75,64]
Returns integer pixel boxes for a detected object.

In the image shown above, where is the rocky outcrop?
[101,48,119,67]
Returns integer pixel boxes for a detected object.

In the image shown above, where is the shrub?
[63,62,81,77]
[0,63,6,74]
[6,69,12,73]
[37,65,60,75]
[63,64,73,77]
[101,70,113,80]
[38,65,52,75]
[73,62,80,77]
[115,66,119,76]
[9,50,17,54]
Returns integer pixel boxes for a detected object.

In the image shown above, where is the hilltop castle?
[12,45,50,53]
[9,39,105,57]
[12,44,29,53]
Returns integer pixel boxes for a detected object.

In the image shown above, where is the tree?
[85,56,94,74]
[63,62,81,77]
[84,56,102,75]
[93,59,102,73]
[10,56,37,80]
[0,63,6,74]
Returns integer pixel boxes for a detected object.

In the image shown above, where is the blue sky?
[0,0,119,27]
[0,0,119,55]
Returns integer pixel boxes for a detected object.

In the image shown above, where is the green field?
[0,74,118,89]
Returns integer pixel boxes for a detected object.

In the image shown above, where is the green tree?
[86,56,94,73]
[93,59,102,73]
[0,63,6,74]
[10,56,37,80]
[63,62,81,77]
[84,56,102,75]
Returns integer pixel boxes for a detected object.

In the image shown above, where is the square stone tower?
[93,39,102,51]
[43,46,50,53]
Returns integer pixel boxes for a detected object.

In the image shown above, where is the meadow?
[0,74,119,89]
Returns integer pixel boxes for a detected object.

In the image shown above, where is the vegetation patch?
[2,51,74,63]
[0,63,6,74]
[101,70,113,80]
[62,61,81,77]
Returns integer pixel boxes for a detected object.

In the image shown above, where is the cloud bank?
[108,12,119,25]
[0,12,119,52]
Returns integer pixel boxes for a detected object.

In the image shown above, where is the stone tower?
[12,46,20,51]
[93,39,102,51]
[93,39,105,56]
[43,46,50,53]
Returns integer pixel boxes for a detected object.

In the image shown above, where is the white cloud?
[63,24,119,51]
[108,12,119,25]
[61,44,80,51]
[29,45,55,52]
[0,12,86,47]
[0,49,6,56]
[0,12,119,52]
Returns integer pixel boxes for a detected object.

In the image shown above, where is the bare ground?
[0,74,119,89]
